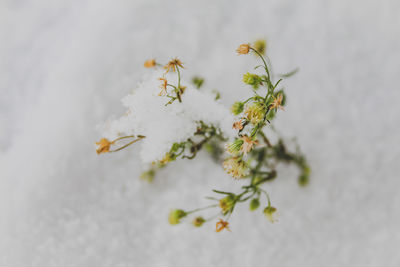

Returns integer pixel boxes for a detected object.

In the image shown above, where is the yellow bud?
[168,209,187,225]
[263,206,277,223]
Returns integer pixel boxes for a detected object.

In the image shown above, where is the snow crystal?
[100,69,235,164]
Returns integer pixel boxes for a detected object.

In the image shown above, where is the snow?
[1,0,400,266]
[100,69,235,163]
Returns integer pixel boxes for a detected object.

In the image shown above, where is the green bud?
[219,195,235,214]
[249,198,260,211]
[231,102,244,115]
[192,76,204,89]
[170,142,181,153]
[243,72,255,85]
[243,73,262,89]
[226,138,244,155]
[253,39,267,55]
[192,216,205,227]
[168,209,187,225]
[298,165,310,186]
[140,169,155,182]
[263,206,277,223]
[213,90,221,100]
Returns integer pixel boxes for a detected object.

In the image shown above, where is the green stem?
[186,204,218,215]
[176,67,182,102]
[259,131,272,148]
[110,136,145,152]
[251,48,270,78]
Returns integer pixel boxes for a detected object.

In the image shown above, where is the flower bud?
[263,206,277,223]
[236,44,250,55]
[243,72,262,89]
[299,165,310,186]
[168,209,187,225]
[249,198,260,211]
[192,76,204,89]
[219,195,235,214]
[225,139,244,155]
[253,39,266,55]
[140,169,155,182]
[230,102,244,115]
[170,143,181,153]
[192,216,205,227]
[144,59,156,68]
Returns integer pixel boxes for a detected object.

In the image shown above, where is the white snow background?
[1,0,400,266]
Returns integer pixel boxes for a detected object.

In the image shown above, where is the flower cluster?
[167,40,310,231]
[96,39,310,232]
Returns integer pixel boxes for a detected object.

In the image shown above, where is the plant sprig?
[96,39,310,232]
[170,40,310,232]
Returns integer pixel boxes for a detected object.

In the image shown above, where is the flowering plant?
[96,39,310,232]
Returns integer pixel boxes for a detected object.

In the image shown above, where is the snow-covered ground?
[1,0,400,266]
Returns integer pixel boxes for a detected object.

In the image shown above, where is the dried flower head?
[270,94,285,111]
[95,138,113,154]
[263,206,277,223]
[158,77,168,96]
[164,58,184,73]
[144,59,156,68]
[239,135,258,155]
[245,103,265,125]
[223,157,248,178]
[236,44,250,55]
[232,119,244,130]
[216,219,230,232]
[179,85,186,94]
[192,216,205,227]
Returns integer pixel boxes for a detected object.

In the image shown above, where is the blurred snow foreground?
[100,70,235,164]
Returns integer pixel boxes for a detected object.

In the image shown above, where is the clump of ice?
[100,69,235,164]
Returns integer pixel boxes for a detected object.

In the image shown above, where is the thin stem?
[110,136,145,152]
[243,97,254,104]
[186,204,218,215]
[251,48,270,78]
[259,131,272,148]
[176,67,182,103]
[111,135,136,143]
[213,189,233,195]
[240,191,257,202]
[260,189,271,206]
[167,84,177,89]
